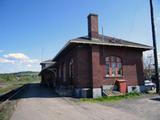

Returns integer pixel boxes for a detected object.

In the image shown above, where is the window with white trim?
[105,56,122,77]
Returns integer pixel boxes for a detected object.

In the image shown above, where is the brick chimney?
[88,13,99,39]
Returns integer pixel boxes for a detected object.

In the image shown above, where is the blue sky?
[0,0,160,73]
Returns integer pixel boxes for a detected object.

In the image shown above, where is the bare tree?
[144,54,154,80]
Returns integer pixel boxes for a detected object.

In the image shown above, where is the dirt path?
[10,84,159,120]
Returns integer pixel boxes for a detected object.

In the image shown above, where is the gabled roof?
[39,60,56,75]
[40,60,56,69]
[71,35,152,49]
[52,35,152,61]
[40,60,53,64]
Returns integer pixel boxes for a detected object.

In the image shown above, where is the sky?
[0,0,160,73]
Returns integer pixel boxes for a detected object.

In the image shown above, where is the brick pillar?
[91,45,102,98]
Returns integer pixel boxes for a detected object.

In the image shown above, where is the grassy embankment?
[0,100,17,120]
[0,71,40,95]
[80,92,141,103]
[0,71,40,120]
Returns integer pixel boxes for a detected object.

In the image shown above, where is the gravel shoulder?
[10,84,160,120]
[101,94,160,120]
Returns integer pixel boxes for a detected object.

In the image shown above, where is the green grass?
[0,84,22,94]
[80,92,141,103]
[0,71,40,94]
[0,72,40,120]
[0,100,17,120]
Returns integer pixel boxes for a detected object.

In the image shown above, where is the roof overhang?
[52,38,152,61]
[40,61,56,65]
[70,40,152,50]
[39,66,57,75]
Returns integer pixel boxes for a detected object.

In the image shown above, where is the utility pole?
[149,0,159,93]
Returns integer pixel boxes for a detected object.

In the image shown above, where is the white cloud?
[143,50,153,57]
[4,53,40,64]
[0,58,15,64]
[0,53,41,73]
[0,50,5,52]
[26,64,32,68]
[158,53,160,67]
[143,51,160,67]
[4,53,29,60]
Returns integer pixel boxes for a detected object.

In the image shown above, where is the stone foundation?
[74,88,102,98]
[92,88,102,98]
[74,88,92,98]
[128,85,146,93]
[73,85,146,98]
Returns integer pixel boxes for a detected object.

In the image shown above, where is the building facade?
[40,14,152,98]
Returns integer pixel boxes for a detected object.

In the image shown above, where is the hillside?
[0,71,40,95]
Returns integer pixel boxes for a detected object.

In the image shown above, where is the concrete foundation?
[128,85,146,93]
[74,85,146,98]
[92,88,102,98]
[74,88,92,98]
[102,85,113,90]
[102,85,146,93]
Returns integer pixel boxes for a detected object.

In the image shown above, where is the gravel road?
[10,84,160,120]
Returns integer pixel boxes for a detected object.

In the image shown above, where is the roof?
[40,59,56,70]
[52,35,152,61]
[72,35,152,49]
[39,60,56,75]
[40,60,55,64]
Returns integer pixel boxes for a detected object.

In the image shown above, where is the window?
[69,59,74,78]
[105,56,122,77]
[63,62,66,82]
[58,64,61,78]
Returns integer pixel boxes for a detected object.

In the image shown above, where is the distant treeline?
[0,71,40,83]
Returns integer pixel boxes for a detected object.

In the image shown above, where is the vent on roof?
[109,39,116,43]
[108,39,122,44]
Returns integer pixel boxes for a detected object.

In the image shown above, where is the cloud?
[0,50,5,53]
[0,58,15,64]
[143,51,153,57]
[143,51,160,67]
[158,53,160,67]
[0,53,40,73]
[4,53,29,60]
[26,64,32,68]
[4,53,40,64]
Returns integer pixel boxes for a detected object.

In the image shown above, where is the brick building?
[40,14,152,98]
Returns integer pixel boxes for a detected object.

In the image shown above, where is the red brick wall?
[55,44,144,89]
[98,46,144,87]
[75,45,92,88]
[56,46,77,86]
[91,45,103,88]
[88,14,99,39]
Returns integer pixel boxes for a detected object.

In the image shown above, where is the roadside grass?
[80,92,141,103]
[0,84,22,95]
[0,81,39,95]
[0,80,40,95]
[0,100,17,120]
[0,72,40,120]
